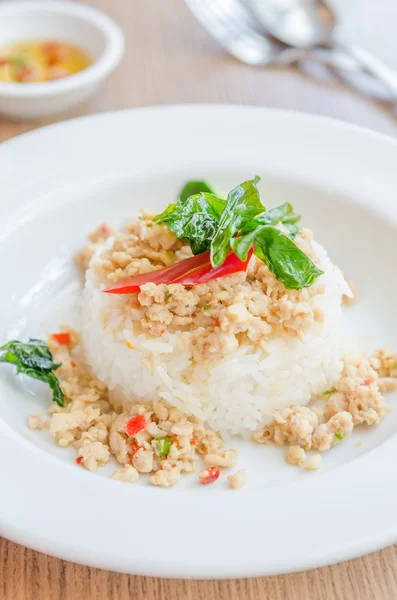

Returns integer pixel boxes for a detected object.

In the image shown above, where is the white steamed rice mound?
[82,241,350,437]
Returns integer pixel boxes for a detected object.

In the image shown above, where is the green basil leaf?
[154,192,223,255]
[231,225,266,262]
[283,222,301,237]
[0,339,65,406]
[179,180,214,203]
[47,372,65,407]
[244,202,301,238]
[210,176,263,268]
[254,226,323,290]
[0,339,60,371]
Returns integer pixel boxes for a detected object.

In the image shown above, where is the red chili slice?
[129,442,142,460]
[104,251,211,294]
[76,456,83,465]
[104,248,253,295]
[363,378,373,386]
[173,248,253,286]
[125,415,147,436]
[51,332,71,345]
[199,466,220,485]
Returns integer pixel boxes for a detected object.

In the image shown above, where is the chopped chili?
[199,466,220,485]
[363,378,373,386]
[76,456,83,465]
[154,436,171,457]
[125,415,146,436]
[51,332,71,345]
[129,442,141,460]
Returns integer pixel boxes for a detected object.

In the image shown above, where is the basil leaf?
[254,227,323,290]
[231,225,266,262]
[47,372,65,407]
[0,338,60,371]
[0,339,65,406]
[205,193,227,218]
[179,180,214,203]
[154,192,224,255]
[283,222,301,237]
[210,176,263,268]
[245,202,301,238]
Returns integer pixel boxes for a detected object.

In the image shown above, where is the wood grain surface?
[1,0,397,597]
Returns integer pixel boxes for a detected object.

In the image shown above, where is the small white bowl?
[0,1,124,120]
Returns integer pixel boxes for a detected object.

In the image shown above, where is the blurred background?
[1,0,397,142]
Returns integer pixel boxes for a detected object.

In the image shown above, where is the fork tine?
[186,0,274,65]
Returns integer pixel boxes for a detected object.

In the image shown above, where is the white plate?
[1,105,397,578]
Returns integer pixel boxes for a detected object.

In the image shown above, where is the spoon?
[185,0,361,72]
[247,0,397,97]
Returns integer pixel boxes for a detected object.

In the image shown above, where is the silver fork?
[185,0,361,71]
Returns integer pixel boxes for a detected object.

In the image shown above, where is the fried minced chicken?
[78,214,327,361]
[254,350,397,470]
[28,328,239,487]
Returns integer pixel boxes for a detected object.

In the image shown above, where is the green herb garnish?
[179,181,214,203]
[154,177,323,290]
[210,177,263,268]
[0,339,64,406]
[155,192,224,255]
[244,202,302,237]
[322,387,337,396]
[154,435,171,457]
[335,432,344,441]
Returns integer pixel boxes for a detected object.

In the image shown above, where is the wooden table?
[1,0,397,597]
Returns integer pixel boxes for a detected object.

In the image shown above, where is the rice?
[82,240,349,437]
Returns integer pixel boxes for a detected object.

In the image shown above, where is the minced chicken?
[253,350,397,469]
[28,328,239,487]
[79,212,326,360]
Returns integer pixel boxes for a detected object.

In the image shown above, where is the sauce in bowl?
[0,40,91,83]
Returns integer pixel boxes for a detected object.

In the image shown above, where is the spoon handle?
[341,45,397,97]
[273,47,361,72]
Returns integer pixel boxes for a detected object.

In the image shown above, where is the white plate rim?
[1,104,397,578]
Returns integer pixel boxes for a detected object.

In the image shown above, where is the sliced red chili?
[199,466,220,485]
[76,456,83,465]
[363,378,373,386]
[104,248,253,295]
[125,415,147,436]
[104,251,211,294]
[173,248,253,286]
[51,332,71,345]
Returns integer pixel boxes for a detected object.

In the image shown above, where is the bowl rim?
[0,0,124,97]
